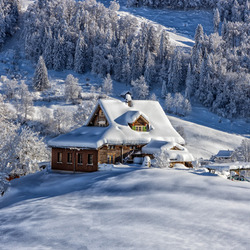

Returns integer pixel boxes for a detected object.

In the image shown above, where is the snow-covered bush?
[153,150,170,168]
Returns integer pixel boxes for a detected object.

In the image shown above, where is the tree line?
[0,0,19,49]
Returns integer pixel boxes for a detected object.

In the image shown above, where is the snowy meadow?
[1,167,250,249]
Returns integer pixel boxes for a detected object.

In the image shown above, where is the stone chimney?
[125,93,133,107]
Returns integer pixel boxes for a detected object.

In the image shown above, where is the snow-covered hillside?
[1,167,250,249]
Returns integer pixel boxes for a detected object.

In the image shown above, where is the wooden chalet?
[49,96,194,172]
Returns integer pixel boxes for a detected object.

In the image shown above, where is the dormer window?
[129,115,149,132]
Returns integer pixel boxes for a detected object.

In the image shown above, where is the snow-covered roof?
[215,150,234,158]
[48,98,185,149]
[142,140,194,162]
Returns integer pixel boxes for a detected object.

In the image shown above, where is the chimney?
[125,94,133,107]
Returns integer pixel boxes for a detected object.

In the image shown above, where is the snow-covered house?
[212,150,235,163]
[48,97,194,172]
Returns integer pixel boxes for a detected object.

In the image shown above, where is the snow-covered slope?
[169,116,245,159]
[1,168,250,249]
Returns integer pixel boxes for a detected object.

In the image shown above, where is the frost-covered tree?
[2,78,19,100]
[74,99,96,127]
[165,92,191,116]
[64,74,82,103]
[213,8,221,33]
[235,139,250,162]
[0,0,19,49]
[102,73,113,95]
[74,35,88,74]
[33,56,50,91]
[161,80,167,98]
[165,93,173,113]
[131,76,149,100]
[16,81,34,123]
[0,123,49,194]
[167,50,183,92]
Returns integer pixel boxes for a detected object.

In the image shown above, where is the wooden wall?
[98,145,145,164]
[51,148,98,172]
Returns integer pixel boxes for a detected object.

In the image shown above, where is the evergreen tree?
[74,36,88,74]
[33,56,50,91]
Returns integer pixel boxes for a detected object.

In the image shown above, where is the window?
[78,154,83,164]
[88,154,93,165]
[139,126,142,131]
[67,153,72,163]
[107,155,114,164]
[57,152,62,163]
[108,145,115,150]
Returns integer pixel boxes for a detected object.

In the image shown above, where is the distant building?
[48,97,194,172]
[212,150,235,163]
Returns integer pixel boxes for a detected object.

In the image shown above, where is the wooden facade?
[98,145,145,164]
[51,145,146,172]
[51,148,98,172]
[87,106,109,127]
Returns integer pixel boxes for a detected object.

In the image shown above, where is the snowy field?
[1,167,250,250]
[97,0,214,39]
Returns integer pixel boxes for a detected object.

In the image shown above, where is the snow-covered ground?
[1,167,250,249]
[98,0,213,39]
[169,116,247,159]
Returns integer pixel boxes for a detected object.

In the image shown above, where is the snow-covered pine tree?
[167,50,183,93]
[74,35,88,74]
[33,56,50,91]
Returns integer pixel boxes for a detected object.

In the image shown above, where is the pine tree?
[33,56,50,91]
[74,36,88,74]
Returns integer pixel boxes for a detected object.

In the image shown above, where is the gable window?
[67,153,72,163]
[78,154,83,164]
[57,152,62,163]
[108,145,115,150]
[88,154,93,165]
